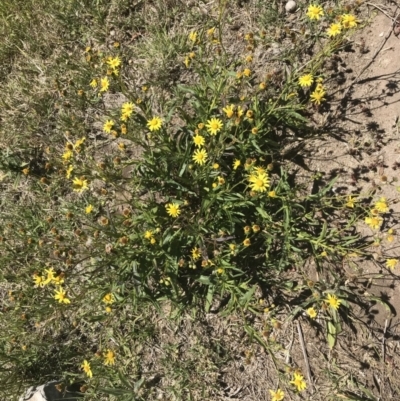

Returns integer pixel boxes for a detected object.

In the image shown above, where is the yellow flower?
[54,287,71,304]
[189,31,197,42]
[100,77,109,92]
[306,307,317,319]
[213,163,219,169]
[310,89,325,105]
[268,190,276,197]
[191,247,201,260]
[192,148,208,165]
[72,177,89,192]
[144,230,153,240]
[105,306,112,313]
[103,120,114,133]
[243,68,251,77]
[259,82,267,90]
[43,268,56,285]
[252,225,260,232]
[104,349,116,366]
[222,104,235,118]
[150,237,156,245]
[243,238,251,247]
[327,23,342,37]
[298,74,314,88]
[147,116,163,131]
[89,79,97,88]
[375,197,388,213]
[193,134,205,147]
[244,226,251,234]
[341,14,358,28]
[102,293,114,304]
[85,204,93,214]
[269,389,285,401]
[233,159,241,170]
[248,172,270,192]
[306,4,324,20]
[62,150,73,162]
[33,274,45,288]
[290,372,307,391]
[365,216,383,230]
[121,102,134,117]
[53,275,64,285]
[184,56,191,68]
[207,27,215,36]
[325,294,341,310]
[237,106,244,118]
[346,195,356,208]
[386,259,398,270]
[81,360,93,378]
[205,117,223,135]
[66,165,74,179]
[106,56,121,69]
[166,203,181,218]
[22,167,30,175]
[218,176,225,185]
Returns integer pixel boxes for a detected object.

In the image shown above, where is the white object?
[19,381,83,401]
[285,0,297,12]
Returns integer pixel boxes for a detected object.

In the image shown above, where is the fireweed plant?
[0,0,396,399]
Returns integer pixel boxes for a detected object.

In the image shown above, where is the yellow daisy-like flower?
[53,275,64,285]
[268,190,276,198]
[243,68,251,77]
[306,4,324,20]
[66,165,74,179]
[386,259,398,270]
[33,274,45,288]
[290,373,307,391]
[103,120,114,133]
[104,349,116,366]
[375,197,389,213]
[193,134,205,147]
[233,159,241,170]
[166,203,181,218]
[43,268,56,285]
[341,14,359,28]
[269,389,285,401]
[306,307,317,319]
[189,31,197,42]
[54,287,71,304]
[191,247,201,260]
[85,204,93,214]
[346,195,356,208]
[106,56,121,69]
[89,79,97,88]
[237,106,244,118]
[243,238,251,247]
[81,360,93,378]
[205,118,223,135]
[298,74,314,88]
[121,102,134,117]
[102,293,114,304]
[325,293,341,310]
[144,230,153,240]
[192,148,208,165]
[213,163,219,169]
[365,216,383,230]
[327,23,342,37]
[310,89,326,105]
[147,116,163,131]
[252,225,260,232]
[248,172,270,192]
[72,177,89,193]
[62,150,73,162]
[100,77,109,92]
[222,104,235,118]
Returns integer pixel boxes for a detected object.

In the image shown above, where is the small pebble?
[285,0,297,13]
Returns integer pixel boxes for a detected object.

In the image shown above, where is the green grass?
[0,0,397,400]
